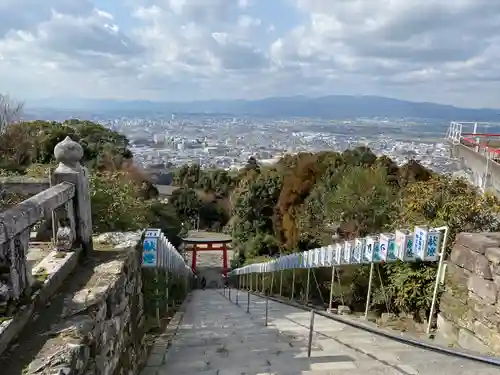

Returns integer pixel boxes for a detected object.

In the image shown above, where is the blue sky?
[0,0,500,108]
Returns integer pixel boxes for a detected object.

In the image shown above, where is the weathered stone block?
[472,320,500,355]
[443,263,470,302]
[440,232,500,356]
[455,233,499,254]
[450,244,492,279]
[439,290,471,325]
[468,275,497,304]
[466,293,500,327]
[24,233,145,375]
[486,247,500,265]
[480,232,500,242]
[337,305,351,315]
[436,314,458,343]
[457,328,492,354]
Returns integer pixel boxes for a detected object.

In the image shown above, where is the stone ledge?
[26,248,145,375]
[441,231,500,356]
[0,248,81,357]
[455,233,500,254]
[23,232,145,375]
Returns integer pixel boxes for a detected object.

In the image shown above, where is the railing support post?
[265,294,269,327]
[305,268,311,304]
[307,310,315,358]
[52,136,93,255]
[279,270,283,296]
[364,263,374,319]
[328,266,335,312]
[155,268,160,327]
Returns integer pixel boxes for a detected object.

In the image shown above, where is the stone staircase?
[141,290,500,375]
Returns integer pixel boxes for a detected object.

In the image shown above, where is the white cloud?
[0,0,499,107]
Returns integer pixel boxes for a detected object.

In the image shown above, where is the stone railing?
[438,232,500,355]
[0,136,93,314]
[0,176,50,197]
[27,232,147,375]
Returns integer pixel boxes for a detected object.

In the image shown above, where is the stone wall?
[26,232,148,375]
[0,176,49,197]
[438,232,500,355]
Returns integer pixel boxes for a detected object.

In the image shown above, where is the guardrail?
[0,136,93,316]
[141,228,193,326]
[229,225,448,334]
[219,286,500,367]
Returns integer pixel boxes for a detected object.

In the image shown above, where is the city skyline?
[1,1,500,108]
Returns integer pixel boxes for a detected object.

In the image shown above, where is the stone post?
[51,136,93,255]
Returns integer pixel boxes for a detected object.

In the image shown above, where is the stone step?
[161,355,358,374]
[143,291,500,375]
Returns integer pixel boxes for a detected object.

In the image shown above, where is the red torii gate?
[182,231,232,277]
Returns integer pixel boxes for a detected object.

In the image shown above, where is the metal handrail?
[223,288,500,367]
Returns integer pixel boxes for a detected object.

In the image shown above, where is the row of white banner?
[229,226,444,275]
[142,228,193,276]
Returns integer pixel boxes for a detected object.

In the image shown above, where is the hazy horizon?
[1,1,500,110]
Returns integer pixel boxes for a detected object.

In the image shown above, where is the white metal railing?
[229,225,449,334]
[141,228,192,276]
[447,121,464,144]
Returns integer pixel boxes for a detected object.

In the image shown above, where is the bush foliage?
[226,150,500,318]
[2,116,500,320]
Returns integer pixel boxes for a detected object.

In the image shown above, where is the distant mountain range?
[28,95,500,121]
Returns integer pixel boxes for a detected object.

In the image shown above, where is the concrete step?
[142,291,500,375]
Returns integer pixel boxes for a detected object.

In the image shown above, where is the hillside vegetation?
[2,109,500,321]
[172,149,500,321]
[0,118,191,245]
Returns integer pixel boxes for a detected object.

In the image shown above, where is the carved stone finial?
[54,136,84,171]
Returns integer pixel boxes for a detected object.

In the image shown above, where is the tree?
[276,152,341,247]
[169,188,202,224]
[327,166,397,238]
[244,156,260,173]
[0,119,133,173]
[173,164,238,198]
[0,94,23,132]
[341,146,377,167]
[0,122,36,171]
[89,172,150,232]
[231,168,283,244]
[174,164,201,188]
[373,175,500,319]
[147,202,184,248]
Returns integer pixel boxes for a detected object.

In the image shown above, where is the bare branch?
[0,94,24,132]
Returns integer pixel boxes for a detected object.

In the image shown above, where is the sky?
[0,0,500,108]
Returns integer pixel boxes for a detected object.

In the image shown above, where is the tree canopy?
[1,112,499,322]
[219,148,500,319]
[0,119,132,172]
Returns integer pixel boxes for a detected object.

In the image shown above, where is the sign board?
[424,229,441,262]
[413,226,429,260]
[342,241,353,264]
[228,225,448,275]
[353,238,365,264]
[142,237,158,267]
[381,233,397,262]
[395,229,415,262]
[145,228,161,238]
